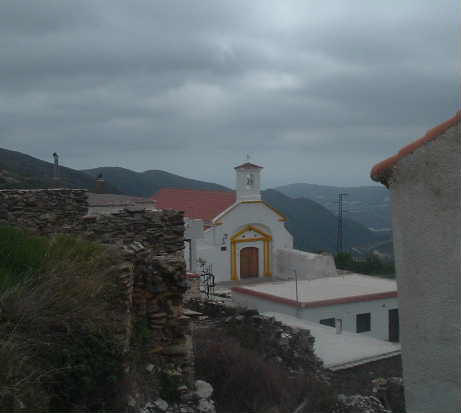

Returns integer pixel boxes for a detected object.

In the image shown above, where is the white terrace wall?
[389,123,460,413]
[275,248,337,280]
[232,290,398,341]
[0,188,194,412]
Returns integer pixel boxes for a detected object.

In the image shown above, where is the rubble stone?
[194,380,213,399]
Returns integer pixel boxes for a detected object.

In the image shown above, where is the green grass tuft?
[0,226,124,411]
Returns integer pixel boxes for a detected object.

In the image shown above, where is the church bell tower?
[235,162,263,202]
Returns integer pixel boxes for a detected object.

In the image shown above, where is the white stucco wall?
[275,248,337,280]
[235,166,262,201]
[389,124,460,413]
[232,290,398,341]
[196,201,293,282]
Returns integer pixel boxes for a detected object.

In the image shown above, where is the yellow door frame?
[230,225,272,280]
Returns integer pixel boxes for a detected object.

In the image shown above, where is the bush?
[0,226,49,290]
[194,328,338,413]
[0,227,123,411]
[335,252,395,277]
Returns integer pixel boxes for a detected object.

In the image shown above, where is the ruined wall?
[0,188,195,411]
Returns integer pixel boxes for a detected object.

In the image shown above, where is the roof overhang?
[370,111,461,187]
[232,286,397,308]
[234,162,263,170]
[213,200,288,224]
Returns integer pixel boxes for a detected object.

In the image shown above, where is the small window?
[319,318,336,328]
[356,313,371,333]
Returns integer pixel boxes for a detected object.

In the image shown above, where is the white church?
[153,162,336,283]
[153,163,400,348]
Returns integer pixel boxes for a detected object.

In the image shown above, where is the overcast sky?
[0,1,459,188]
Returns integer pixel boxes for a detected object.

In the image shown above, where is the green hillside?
[262,189,383,253]
[275,182,391,230]
[83,167,229,197]
[0,148,120,193]
[0,147,384,254]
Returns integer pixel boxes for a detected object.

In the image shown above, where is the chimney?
[94,173,105,194]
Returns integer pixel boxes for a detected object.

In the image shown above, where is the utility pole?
[336,192,348,253]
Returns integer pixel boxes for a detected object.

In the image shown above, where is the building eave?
[213,200,288,224]
[370,111,461,187]
[232,286,397,308]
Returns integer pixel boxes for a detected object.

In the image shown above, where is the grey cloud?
[0,0,458,187]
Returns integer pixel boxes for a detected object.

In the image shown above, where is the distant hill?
[262,189,386,253]
[83,167,229,197]
[275,182,391,231]
[82,165,386,254]
[0,147,390,255]
[0,148,119,193]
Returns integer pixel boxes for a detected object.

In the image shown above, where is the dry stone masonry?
[0,188,202,412]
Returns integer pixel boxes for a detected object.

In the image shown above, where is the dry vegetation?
[194,329,339,413]
[0,226,123,411]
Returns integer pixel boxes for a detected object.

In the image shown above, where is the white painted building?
[371,111,461,413]
[232,274,399,341]
[153,162,335,283]
[263,312,400,371]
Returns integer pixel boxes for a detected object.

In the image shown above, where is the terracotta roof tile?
[234,162,263,169]
[152,188,236,222]
[371,111,461,186]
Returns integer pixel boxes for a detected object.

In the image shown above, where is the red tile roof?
[234,162,263,169]
[152,188,236,222]
[371,111,461,186]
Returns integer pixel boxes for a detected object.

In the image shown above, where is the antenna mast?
[336,192,348,253]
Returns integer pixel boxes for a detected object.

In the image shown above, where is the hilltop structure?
[153,162,402,354]
[153,162,336,282]
[371,111,461,413]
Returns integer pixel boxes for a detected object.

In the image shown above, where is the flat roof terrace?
[232,274,397,308]
[263,312,401,370]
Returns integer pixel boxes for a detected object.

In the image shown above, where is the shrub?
[0,226,49,290]
[335,252,395,277]
[0,227,123,411]
[194,328,338,413]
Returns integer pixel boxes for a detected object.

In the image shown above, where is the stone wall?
[0,188,88,234]
[0,188,196,411]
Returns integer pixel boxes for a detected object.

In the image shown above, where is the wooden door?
[240,247,259,278]
[388,309,399,342]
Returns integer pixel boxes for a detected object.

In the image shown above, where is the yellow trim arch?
[230,225,272,280]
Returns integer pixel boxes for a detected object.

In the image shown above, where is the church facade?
[153,162,293,283]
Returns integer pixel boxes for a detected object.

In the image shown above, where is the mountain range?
[275,182,391,231]
[83,166,228,196]
[261,189,388,253]
[0,148,120,193]
[0,147,391,255]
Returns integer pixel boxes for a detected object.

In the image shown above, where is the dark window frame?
[356,312,371,333]
[319,317,336,328]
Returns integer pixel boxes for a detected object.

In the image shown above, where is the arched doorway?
[240,247,259,278]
